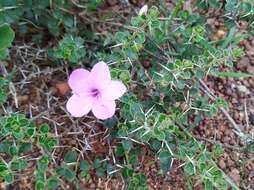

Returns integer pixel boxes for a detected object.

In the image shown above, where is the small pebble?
[17,95,29,104]
[237,85,250,94]
[219,159,226,169]
[55,82,70,96]
[238,56,250,68]
[229,168,240,185]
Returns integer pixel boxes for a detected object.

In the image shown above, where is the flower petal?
[92,99,116,120]
[68,69,90,94]
[66,94,94,117]
[89,61,111,90]
[102,80,127,100]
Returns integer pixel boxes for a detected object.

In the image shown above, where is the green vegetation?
[0,0,253,189]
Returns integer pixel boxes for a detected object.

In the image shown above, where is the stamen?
[91,88,100,97]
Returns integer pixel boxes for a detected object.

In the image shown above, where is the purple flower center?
[90,88,100,98]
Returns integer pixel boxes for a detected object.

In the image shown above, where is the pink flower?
[66,61,127,120]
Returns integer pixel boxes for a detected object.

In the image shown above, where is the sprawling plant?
[0,0,253,189]
[96,3,249,189]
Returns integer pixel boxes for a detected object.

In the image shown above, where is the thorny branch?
[199,79,247,138]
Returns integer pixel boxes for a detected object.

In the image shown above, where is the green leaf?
[232,47,244,58]
[56,167,76,181]
[151,139,162,151]
[0,140,11,153]
[80,170,89,177]
[224,60,234,67]
[26,128,35,137]
[0,160,8,172]
[10,159,28,171]
[208,0,221,9]
[115,146,125,157]
[38,155,49,171]
[35,170,45,182]
[239,2,252,14]
[39,136,58,151]
[154,127,166,141]
[154,29,165,43]
[158,150,172,173]
[19,142,32,154]
[212,144,224,157]
[221,26,236,48]
[135,173,147,185]
[96,167,105,177]
[103,117,118,128]
[56,167,65,176]
[47,176,60,189]
[122,167,134,179]
[184,162,195,175]
[195,68,205,79]
[0,49,8,60]
[249,143,254,153]
[115,31,129,43]
[0,24,15,50]
[131,17,145,27]
[148,6,159,18]
[151,20,161,28]
[9,146,18,156]
[40,124,49,134]
[121,140,133,152]
[176,80,185,89]
[4,172,14,184]
[35,179,45,190]
[204,179,213,190]
[129,150,139,165]
[64,150,77,163]
[80,160,90,172]
[52,34,85,63]
[212,71,254,78]
[135,32,146,44]
[129,173,147,188]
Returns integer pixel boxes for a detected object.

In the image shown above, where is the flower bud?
[138,4,148,16]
